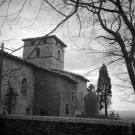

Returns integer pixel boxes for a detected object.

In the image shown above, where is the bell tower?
[22,35,67,70]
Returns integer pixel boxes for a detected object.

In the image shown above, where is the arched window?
[36,48,40,57]
[21,78,27,93]
[58,50,60,60]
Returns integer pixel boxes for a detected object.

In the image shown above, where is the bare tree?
[1,0,135,92]
[42,0,135,92]
[0,0,80,77]
[0,0,80,105]
[114,71,135,103]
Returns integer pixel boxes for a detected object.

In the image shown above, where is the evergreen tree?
[97,64,112,116]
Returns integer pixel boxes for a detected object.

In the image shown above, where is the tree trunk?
[125,58,135,91]
[116,34,135,92]
[104,99,108,116]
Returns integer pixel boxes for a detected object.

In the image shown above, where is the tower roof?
[22,35,67,47]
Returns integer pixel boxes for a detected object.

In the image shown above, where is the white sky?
[0,0,135,112]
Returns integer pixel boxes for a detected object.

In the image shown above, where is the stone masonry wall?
[75,78,88,114]
[52,57,64,70]
[33,69,61,116]
[60,77,77,117]
[0,115,133,135]
[52,38,64,70]
[0,57,35,115]
[23,38,64,70]
[63,72,88,116]
[33,69,77,117]
[23,39,53,69]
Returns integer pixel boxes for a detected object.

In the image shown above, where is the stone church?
[0,35,90,117]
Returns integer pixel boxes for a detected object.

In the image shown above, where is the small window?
[71,92,74,103]
[58,50,60,60]
[21,78,27,93]
[31,41,35,45]
[36,48,40,57]
[81,92,83,102]
[56,40,58,45]
[66,104,69,115]
[43,38,47,44]
[26,108,30,115]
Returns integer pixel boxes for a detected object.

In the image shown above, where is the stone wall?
[33,69,61,116]
[23,37,64,70]
[0,115,133,135]
[23,39,54,69]
[0,56,35,115]
[52,38,64,70]
[62,72,88,115]
[60,76,77,117]
[75,78,88,114]
[33,69,77,117]
[52,57,64,70]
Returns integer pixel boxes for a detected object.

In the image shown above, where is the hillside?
[118,111,135,123]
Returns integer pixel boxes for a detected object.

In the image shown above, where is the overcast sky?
[0,0,135,112]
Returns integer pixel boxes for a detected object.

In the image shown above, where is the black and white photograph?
[0,0,135,134]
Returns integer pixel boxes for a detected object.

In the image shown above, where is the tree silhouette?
[1,0,135,92]
[43,0,135,92]
[97,64,112,116]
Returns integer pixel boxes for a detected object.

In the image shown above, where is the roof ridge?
[0,51,77,83]
[22,35,67,47]
[51,68,89,82]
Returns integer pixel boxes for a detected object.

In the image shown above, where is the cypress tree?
[97,64,112,116]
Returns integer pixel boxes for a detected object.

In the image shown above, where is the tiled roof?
[22,35,67,47]
[0,51,77,83]
[51,68,90,82]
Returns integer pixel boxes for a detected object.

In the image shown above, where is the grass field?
[121,117,135,123]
